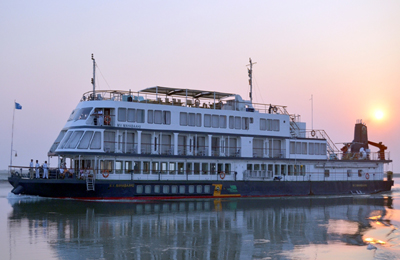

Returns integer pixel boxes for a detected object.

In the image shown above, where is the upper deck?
[81,86,299,118]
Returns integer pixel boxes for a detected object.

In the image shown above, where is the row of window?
[247,163,306,176]
[101,160,231,175]
[136,184,211,194]
[259,119,280,131]
[59,130,101,150]
[289,142,326,155]
[180,113,253,130]
[117,108,145,123]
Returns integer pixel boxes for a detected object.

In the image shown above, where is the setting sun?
[374,110,384,120]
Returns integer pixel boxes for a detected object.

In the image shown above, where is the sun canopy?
[139,86,236,100]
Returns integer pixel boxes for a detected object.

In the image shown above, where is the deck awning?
[139,86,235,100]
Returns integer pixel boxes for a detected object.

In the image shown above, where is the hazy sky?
[1,1,399,172]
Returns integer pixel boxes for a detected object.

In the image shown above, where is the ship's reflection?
[7,196,393,260]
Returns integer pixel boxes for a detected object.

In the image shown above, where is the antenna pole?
[311,94,313,130]
[10,100,16,167]
[91,54,96,100]
[247,58,256,104]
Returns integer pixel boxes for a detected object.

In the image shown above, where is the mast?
[91,54,96,100]
[247,58,256,104]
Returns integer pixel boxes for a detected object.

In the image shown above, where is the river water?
[1,179,400,260]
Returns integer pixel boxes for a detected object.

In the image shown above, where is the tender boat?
[8,57,394,200]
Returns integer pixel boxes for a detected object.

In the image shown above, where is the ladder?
[86,173,95,191]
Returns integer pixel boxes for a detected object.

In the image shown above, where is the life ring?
[365,173,370,180]
[219,172,225,179]
[102,170,109,178]
[273,106,278,113]
[311,130,316,137]
[104,115,111,125]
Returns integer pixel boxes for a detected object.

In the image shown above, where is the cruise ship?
[8,57,394,199]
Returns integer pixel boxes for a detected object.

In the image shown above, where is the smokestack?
[350,119,369,152]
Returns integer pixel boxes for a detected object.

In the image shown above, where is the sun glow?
[374,110,384,120]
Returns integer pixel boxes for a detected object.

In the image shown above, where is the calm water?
[1,179,400,260]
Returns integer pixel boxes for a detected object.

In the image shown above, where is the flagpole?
[10,100,16,167]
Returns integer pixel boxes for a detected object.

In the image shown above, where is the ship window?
[188,185,194,194]
[147,110,154,124]
[77,107,93,120]
[90,132,101,149]
[225,163,231,174]
[118,108,126,122]
[235,116,241,129]
[290,142,295,154]
[186,162,192,175]
[161,162,168,174]
[320,143,326,155]
[204,114,211,127]
[163,111,171,125]
[220,115,227,128]
[51,130,67,152]
[204,185,210,193]
[242,117,249,130]
[272,119,279,131]
[281,165,287,175]
[188,113,195,126]
[60,131,73,148]
[115,161,123,174]
[171,185,178,194]
[127,109,136,122]
[254,164,260,171]
[136,185,143,194]
[288,165,294,175]
[212,115,219,128]
[196,113,201,127]
[302,143,307,154]
[145,185,151,194]
[136,109,145,123]
[260,119,267,130]
[104,131,115,153]
[154,110,162,124]
[358,169,363,177]
[152,162,159,174]
[179,185,185,194]
[314,143,319,155]
[202,163,209,174]
[324,169,330,177]
[218,163,223,173]
[194,163,200,174]
[347,170,352,177]
[134,161,141,174]
[163,185,170,194]
[125,161,132,173]
[180,112,187,126]
[169,162,175,174]
[196,185,202,193]
[267,119,272,131]
[309,143,314,155]
[101,160,113,173]
[143,161,150,174]
[210,163,216,174]
[178,162,184,174]
[229,116,234,129]
[78,131,94,149]
[154,185,160,193]
[66,131,84,149]
[68,109,79,121]
[296,142,301,154]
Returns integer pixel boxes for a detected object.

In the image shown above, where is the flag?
[15,102,22,110]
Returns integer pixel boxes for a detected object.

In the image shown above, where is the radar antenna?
[91,54,96,100]
[246,58,257,104]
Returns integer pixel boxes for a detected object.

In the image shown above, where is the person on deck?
[35,160,40,178]
[29,159,34,178]
[43,161,48,179]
